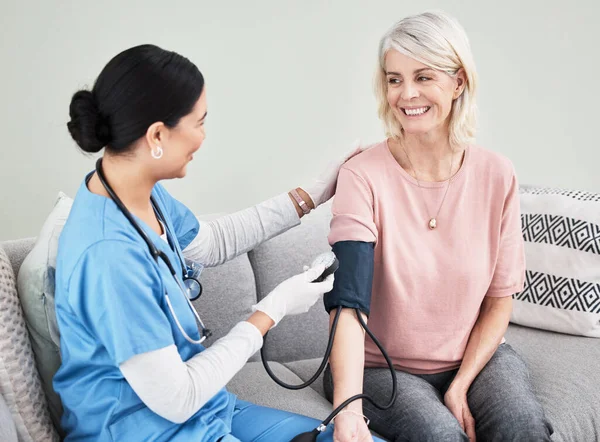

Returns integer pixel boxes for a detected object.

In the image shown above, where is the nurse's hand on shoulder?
[302,139,370,208]
[252,264,334,327]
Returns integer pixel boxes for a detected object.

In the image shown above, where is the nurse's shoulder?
[55,178,151,298]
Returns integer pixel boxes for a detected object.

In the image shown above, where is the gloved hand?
[251,264,334,327]
[301,139,370,208]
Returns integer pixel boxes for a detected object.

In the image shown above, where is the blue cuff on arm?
[323,241,375,316]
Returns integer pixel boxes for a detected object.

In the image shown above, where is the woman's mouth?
[401,106,431,117]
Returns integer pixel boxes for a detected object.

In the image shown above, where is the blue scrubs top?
[53,175,236,442]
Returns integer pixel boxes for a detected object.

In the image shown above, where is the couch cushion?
[0,393,18,442]
[0,238,36,277]
[505,324,600,441]
[16,192,72,430]
[283,358,327,398]
[248,203,334,362]
[0,246,60,441]
[227,361,332,420]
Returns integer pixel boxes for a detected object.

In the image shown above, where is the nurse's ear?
[145,122,167,159]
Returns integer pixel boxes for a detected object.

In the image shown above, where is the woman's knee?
[477,408,552,442]
[390,410,468,442]
[485,420,552,442]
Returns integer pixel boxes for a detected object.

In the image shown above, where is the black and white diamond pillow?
[512,186,600,337]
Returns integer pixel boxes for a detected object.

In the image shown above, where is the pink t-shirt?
[328,140,525,374]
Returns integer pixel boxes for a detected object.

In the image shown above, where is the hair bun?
[67,90,111,153]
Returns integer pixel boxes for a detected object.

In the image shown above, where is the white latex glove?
[252,264,334,327]
[302,139,370,208]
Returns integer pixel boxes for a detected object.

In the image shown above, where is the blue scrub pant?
[218,399,386,442]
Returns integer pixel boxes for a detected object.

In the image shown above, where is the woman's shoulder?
[466,145,519,198]
[468,145,516,179]
[341,139,389,175]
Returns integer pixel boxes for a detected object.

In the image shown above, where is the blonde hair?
[375,11,478,148]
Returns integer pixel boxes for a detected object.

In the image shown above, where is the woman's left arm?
[444,296,513,441]
[445,164,525,441]
[450,296,513,392]
[184,140,368,267]
[449,295,513,386]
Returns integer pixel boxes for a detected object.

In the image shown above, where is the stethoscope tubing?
[95,158,210,345]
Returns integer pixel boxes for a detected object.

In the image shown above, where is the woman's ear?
[453,68,467,99]
[145,121,166,151]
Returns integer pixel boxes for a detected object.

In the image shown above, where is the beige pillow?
[0,245,60,441]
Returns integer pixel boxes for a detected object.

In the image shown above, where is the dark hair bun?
[67,45,204,154]
[67,90,111,153]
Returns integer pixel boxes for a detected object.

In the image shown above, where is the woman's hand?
[333,411,374,442]
[444,384,476,441]
[302,139,370,208]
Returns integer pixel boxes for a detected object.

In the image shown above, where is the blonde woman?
[323,11,552,441]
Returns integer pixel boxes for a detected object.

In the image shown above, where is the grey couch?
[1,204,599,441]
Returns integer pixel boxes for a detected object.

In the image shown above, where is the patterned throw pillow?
[0,246,60,441]
[511,187,600,337]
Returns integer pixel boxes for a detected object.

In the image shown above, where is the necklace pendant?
[429,218,437,230]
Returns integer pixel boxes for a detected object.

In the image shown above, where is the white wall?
[1,0,598,241]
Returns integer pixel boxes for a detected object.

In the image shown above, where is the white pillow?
[17,192,73,432]
[511,186,600,337]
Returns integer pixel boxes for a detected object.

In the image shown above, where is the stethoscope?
[95,158,212,344]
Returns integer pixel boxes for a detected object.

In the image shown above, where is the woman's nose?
[400,81,419,101]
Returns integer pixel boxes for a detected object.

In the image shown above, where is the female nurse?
[53,44,382,442]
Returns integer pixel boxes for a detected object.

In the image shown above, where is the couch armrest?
[0,393,18,442]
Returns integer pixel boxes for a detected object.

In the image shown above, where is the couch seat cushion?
[506,324,600,441]
[227,361,332,420]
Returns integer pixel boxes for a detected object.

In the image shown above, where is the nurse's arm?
[120,317,267,424]
[183,189,312,267]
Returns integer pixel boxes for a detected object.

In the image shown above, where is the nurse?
[54,44,380,441]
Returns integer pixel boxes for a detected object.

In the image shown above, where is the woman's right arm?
[328,309,373,440]
[326,165,379,441]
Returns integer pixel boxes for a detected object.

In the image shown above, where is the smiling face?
[384,49,466,139]
[147,87,208,179]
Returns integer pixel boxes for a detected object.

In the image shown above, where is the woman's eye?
[418,76,430,82]
[388,78,401,85]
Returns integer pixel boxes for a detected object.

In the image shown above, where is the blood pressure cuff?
[323,241,375,316]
